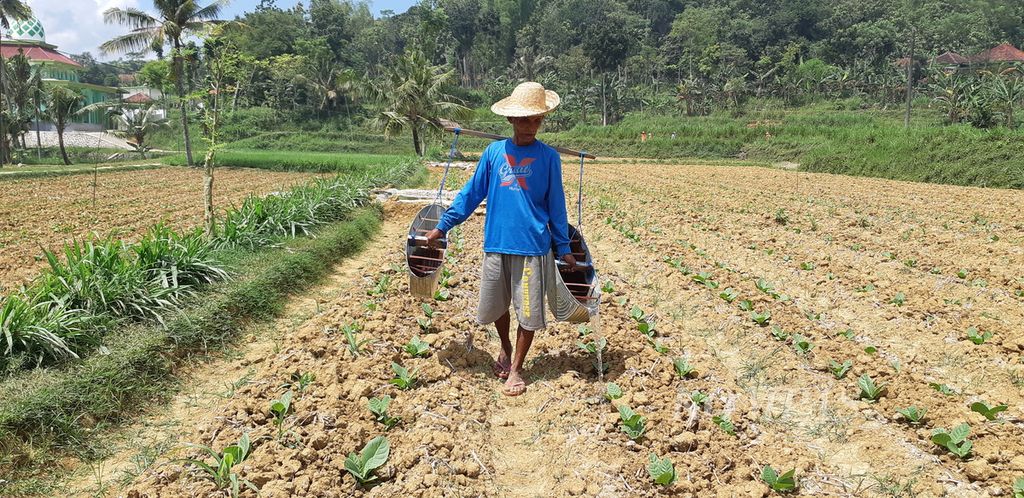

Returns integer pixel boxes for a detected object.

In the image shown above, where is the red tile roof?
[124,92,154,104]
[971,43,1024,63]
[934,51,968,65]
[0,45,82,67]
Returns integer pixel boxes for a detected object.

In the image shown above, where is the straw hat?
[491,82,560,117]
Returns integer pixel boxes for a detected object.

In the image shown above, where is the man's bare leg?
[504,326,534,396]
[493,311,512,379]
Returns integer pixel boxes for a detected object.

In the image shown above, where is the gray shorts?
[477,252,556,331]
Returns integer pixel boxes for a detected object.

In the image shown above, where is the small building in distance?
[1,17,121,130]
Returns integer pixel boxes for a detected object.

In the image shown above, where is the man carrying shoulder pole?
[425,82,577,396]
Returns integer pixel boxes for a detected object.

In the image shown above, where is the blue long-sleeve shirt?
[436,139,571,258]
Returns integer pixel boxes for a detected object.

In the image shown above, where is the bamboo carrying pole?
[435,119,596,159]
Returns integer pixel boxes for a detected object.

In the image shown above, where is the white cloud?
[24,0,143,60]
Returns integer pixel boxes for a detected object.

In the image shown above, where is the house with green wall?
[1,17,121,130]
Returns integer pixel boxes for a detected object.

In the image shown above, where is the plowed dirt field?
[69,162,1024,497]
[0,167,318,290]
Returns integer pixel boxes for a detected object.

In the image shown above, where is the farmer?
[424,81,576,396]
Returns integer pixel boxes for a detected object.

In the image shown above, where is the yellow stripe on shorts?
[522,266,532,318]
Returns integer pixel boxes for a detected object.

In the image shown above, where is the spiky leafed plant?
[46,86,84,165]
[100,0,228,167]
[366,49,469,157]
[117,104,171,158]
[0,0,32,166]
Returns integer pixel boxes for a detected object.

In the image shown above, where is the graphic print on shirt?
[499,153,534,191]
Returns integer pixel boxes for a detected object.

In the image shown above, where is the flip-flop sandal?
[502,380,527,397]
[492,359,510,379]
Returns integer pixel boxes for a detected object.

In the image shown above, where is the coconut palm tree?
[100,0,228,167]
[366,49,469,157]
[0,0,33,166]
[47,86,84,165]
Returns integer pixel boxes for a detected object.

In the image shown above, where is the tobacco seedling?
[672,357,695,378]
[970,401,1008,421]
[756,278,774,295]
[966,327,993,345]
[605,382,623,401]
[648,338,669,354]
[738,300,754,312]
[629,306,645,321]
[838,329,855,340]
[285,371,315,396]
[345,436,391,486]
[577,324,591,337]
[750,310,771,326]
[930,382,957,396]
[417,303,434,331]
[864,345,877,355]
[184,433,257,498]
[761,465,797,492]
[369,395,400,429]
[896,406,926,425]
[578,337,608,355]
[957,269,969,279]
[828,360,852,379]
[858,374,885,401]
[770,325,788,341]
[368,273,391,296]
[389,362,417,390]
[637,317,656,338]
[691,272,718,289]
[1012,477,1024,498]
[890,292,906,306]
[712,415,736,436]
[403,336,430,358]
[792,334,813,355]
[270,391,294,440]
[601,280,615,293]
[647,453,677,486]
[800,262,815,271]
[617,404,646,440]
[691,391,708,405]
[343,323,372,357]
[719,287,739,303]
[433,287,451,301]
[931,423,972,459]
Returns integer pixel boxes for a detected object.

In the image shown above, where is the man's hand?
[424,228,445,248]
[560,253,578,272]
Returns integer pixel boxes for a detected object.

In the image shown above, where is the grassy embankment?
[544,103,1024,189]
[0,154,427,488]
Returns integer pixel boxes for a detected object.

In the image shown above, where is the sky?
[15,0,420,61]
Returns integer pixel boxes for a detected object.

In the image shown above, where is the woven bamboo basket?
[406,204,447,299]
[549,224,600,323]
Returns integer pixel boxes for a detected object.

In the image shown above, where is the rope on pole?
[577,151,585,229]
[435,127,460,204]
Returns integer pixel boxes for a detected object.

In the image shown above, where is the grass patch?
[0,163,164,182]
[0,207,384,481]
[542,103,1024,189]
[161,150,416,174]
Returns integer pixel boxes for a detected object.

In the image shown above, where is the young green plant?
[647,453,677,486]
[344,436,391,486]
[389,362,417,390]
[270,390,294,440]
[369,395,400,429]
[183,433,257,498]
[403,336,430,358]
[617,404,646,440]
[761,465,797,492]
[931,423,972,459]
[858,374,885,401]
[343,323,371,357]
[970,401,1008,421]
[896,406,926,425]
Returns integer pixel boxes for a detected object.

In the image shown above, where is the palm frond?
[103,7,157,29]
[191,0,230,21]
[100,29,161,55]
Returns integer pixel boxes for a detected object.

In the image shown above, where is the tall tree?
[367,49,468,156]
[101,0,228,167]
[904,0,922,127]
[0,0,33,166]
[46,86,84,166]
